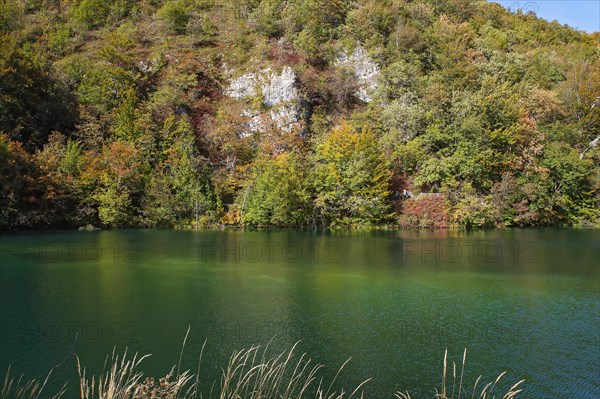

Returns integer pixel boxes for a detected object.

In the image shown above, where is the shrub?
[398,194,450,229]
[157,0,190,34]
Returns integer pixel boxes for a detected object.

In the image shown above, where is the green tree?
[312,123,391,227]
[539,142,597,224]
[143,168,178,227]
[112,88,143,141]
[0,0,23,33]
[250,0,285,38]
[0,35,75,150]
[77,63,135,113]
[241,152,311,227]
[92,141,144,227]
[144,118,217,229]
[61,139,84,176]
[172,142,216,229]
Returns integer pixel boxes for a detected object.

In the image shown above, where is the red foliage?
[398,194,450,229]
[105,141,141,184]
[267,39,303,68]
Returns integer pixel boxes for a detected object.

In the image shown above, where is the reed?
[1,347,523,399]
[1,366,65,399]
[395,349,524,399]
[216,343,370,399]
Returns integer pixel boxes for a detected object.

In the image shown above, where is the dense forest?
[1,0,598,229]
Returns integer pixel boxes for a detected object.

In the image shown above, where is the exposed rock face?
[580,134,600,159]
[336,46,380,103]
[241,109,262,138]
[262,66,298,107]
[225,66,301,135]
[225,72,259,99]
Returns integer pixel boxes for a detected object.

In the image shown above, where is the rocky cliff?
[225,66,301,136]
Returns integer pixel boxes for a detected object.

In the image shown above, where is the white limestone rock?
[262,66,298,107]
[336,46,380,103]
[225,72,259,100]
[224,66,301,134]
[269,103,301,132]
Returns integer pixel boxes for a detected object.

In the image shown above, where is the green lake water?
[0,229,598,398]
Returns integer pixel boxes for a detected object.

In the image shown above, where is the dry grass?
[395,349,524,399]
[74,342,368,399]
[2,346,524,399]
[1,366,66,399]
[217,342,370,399]
[77,349,195,399]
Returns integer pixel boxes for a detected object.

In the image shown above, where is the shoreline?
[2,223,599,234]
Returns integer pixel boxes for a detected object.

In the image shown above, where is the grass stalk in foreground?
[395,349,524,399]
[2,346,523,399]
[2,366,65,399]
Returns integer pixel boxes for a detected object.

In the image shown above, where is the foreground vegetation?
[1,344,524,399]
[1,0,598,230]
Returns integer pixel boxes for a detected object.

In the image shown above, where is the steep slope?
[1,0,598,229]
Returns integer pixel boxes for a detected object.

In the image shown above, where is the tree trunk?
[195,198,199,231]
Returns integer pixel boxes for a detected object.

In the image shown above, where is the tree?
[90,141,144,227]
[241,152,311,227]
[71,0,132,29]
[0,134,80,228]
[560,60,600,157]
[77,63,135,113]
[112,88,143,141]
[312,122,391,227]
[539,141,597,224]
[286,0,350,63]
[171,137,216,229]
[144,117,217,229]
[0,134,32,227]
[1,0,599,230]
[380,93,424,142]
[0,35,75,150]
[250,0,285,38]
[399,194,450,229]
[0,0,24,33]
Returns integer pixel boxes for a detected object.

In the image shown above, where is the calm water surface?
[0,229,598,398]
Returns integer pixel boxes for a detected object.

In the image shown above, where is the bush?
[398,194,450,229]
[72,0,111,29]
[157,0,190,34]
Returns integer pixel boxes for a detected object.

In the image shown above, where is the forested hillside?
[1,0,598,229]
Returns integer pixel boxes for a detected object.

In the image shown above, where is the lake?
[0,229,598,398]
